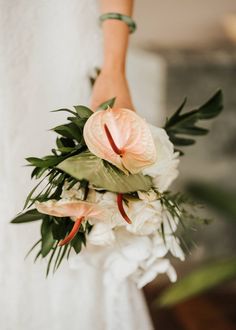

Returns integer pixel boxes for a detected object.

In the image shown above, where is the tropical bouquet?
[11,91,223,288]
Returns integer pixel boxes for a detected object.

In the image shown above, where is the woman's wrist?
[102,20,129,74]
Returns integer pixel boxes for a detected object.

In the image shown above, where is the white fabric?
[0,1,154,329]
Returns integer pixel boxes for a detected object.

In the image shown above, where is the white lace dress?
[0,1,154,329]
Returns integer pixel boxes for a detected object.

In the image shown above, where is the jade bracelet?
[99,12,137,34]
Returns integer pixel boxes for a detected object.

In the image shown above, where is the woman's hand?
[90,68,135,111]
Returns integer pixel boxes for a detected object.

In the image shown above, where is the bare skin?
[90,0,135,111]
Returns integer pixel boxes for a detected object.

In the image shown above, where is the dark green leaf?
[74,105,93,118]
[169,136,196,146]
[51,123,82,142]
[98,97,116,110]
[54,244,68,271]
[41,219,56,257]
[164,90,223,152]
[52,218,72,240]
[71,234,82,254]
[24,239,42,259]
[51,108,77,116]
[11,209,43,223]
[46,241,59,277]
[26,156,65,168]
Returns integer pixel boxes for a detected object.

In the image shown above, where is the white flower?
[95,191,124,228]
[134,259,177,289]
[104,229,153,284]
[142,125,180,192]
[61,181,85,200]
[126,198,163,235]
[87,222,115,246]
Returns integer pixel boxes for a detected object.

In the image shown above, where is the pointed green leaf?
[164,90,223,151]
[41,219,56,257]
[51,108,77,116]
[98,97,116,110]
[11,209,43,223]
[71,234,82,254]
[74,105,93,118]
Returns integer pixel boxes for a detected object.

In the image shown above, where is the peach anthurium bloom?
[35,199,106,246]
[83,107,157,175]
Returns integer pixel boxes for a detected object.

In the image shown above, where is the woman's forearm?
[100,0,134,73]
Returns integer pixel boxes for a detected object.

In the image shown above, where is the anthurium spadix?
[83,107,157,174]
[35,200,106,246]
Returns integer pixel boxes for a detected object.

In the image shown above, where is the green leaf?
[11,209,43,223]
[51,108,77,116]
[54,244,68,271]
[52,218,72,240]
[98,97,116,110]
[74,105,93,118]
[57,151,152,193]
[70,234,82,254]
[24,239,42,259]
[26,156,65,168]
[46,241,59,277]
[168,135,196,146]
[156,258,236,308]
[56,137,75,149]
[41,219,56,257]
[51,123,82,142]
[164,90,223,152]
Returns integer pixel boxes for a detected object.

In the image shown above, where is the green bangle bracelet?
[99,12,137,34]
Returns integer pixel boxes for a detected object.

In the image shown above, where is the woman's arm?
[90,0,135,111]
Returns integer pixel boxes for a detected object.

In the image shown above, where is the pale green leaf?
[57,151,152,193]
[156,258,236,307]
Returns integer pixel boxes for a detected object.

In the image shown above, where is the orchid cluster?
[11,91,223,284]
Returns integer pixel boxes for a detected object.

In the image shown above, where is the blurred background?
[125,1,236,329]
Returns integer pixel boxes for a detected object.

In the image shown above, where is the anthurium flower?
[83,107,157,174]
[35,199,106,246]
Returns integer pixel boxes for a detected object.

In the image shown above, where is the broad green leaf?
[98,97,116,110]
[57,151,152,193]
[11,209,43,223]
[41,219,56,257]
[74,105,93,118]
[164,90,223,152]
[156,258,236,307]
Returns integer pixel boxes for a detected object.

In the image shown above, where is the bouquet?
[11,91,223,288]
